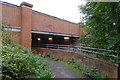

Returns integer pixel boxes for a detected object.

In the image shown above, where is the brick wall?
[20,5,32,48]
[12,32,21,44]
[2,4,21,27]
[33,47,118,78]
[1,2,84,48]
[2,2,83,35]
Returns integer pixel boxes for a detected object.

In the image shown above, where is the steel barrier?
[33,44,120,63]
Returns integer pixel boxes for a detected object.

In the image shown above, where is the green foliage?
[2,30,14,44]
[67,58,105,79]
[51,56,62,61]
[40,54,50,58]
[1,31,52,79]
[97,54,120,64]
[78,2,120,51]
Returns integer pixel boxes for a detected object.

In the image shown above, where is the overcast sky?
[2,0,86,23]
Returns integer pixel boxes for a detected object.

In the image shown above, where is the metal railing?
[35,44,120,59]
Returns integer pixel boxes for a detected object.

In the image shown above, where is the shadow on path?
[47,60,82,78]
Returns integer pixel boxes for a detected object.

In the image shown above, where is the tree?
[78,2,120,50]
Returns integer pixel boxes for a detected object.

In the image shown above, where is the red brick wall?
[32,13,54,32]
[2,3,83,35]
[20,6,32,48]
[2,4,21,27]
[32,12,81,35]
[1,2,84,48]
[0,4,2,23]
[32,13,83,35]
[12,32,21,44]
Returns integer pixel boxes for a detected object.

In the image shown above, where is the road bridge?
[1,1,84,48]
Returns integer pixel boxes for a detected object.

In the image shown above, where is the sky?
[2,0,86,23]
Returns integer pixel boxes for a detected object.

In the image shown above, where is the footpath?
[47,60,82,78]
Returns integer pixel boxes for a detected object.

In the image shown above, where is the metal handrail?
[80,46,119,53]
[36,44,119,58]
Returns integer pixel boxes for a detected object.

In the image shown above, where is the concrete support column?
[20,2,33,48]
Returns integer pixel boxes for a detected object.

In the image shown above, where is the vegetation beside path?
[1,31,52,79]
[49,56,106,79]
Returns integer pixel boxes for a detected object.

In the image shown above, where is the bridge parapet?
[1,1,84,48]
[1,1,83,35]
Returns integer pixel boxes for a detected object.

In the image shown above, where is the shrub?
[2,30,14,44]
[51,56,62,61]
[1,31,52,79]
[2,43,52,79]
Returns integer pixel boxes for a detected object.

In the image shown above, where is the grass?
[60,61,87,78]
[66,58,105,79]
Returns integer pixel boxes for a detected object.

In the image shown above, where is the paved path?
[47,60,82,78]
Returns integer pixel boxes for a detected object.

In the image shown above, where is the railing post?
[68,45,70,51]
[117,52,118,64]
[47,44,48,49]
[58,45,59,50]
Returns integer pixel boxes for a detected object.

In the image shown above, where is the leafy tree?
[78,2,120,50]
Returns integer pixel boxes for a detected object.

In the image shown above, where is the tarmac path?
[47,60,82,78]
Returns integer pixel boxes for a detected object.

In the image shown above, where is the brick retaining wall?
[32,47,119,78]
